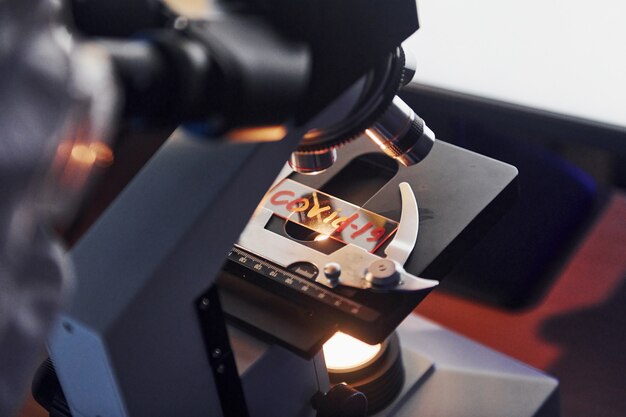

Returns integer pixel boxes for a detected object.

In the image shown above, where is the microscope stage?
[218,138,518,356]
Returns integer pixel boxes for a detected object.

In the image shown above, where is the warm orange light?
[89,141,114,166]
[52,140,114,192]
[70,144,97,165]
[323,332,382,371]
[64,141,114,168]
[365,127,386,149]
[68,142,113,166]
[303,129,322,140]
[164,0,210,18]
[227,125,287,142]
[314,234,330,242]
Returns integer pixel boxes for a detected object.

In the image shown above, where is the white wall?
[403,0,626,128]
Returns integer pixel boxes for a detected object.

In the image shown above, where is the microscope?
[33,1,559,416]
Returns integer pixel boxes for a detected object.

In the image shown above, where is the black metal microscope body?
[35,1,558,416]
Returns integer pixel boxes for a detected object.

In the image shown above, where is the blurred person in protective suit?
[0,0,116,414]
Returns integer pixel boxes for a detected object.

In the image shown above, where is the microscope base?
[374,314,560,417]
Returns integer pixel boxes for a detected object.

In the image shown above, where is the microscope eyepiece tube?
[365,96,435,166]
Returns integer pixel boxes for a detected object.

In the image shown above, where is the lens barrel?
[365,96,434,167]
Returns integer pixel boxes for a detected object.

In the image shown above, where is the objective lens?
[365,96,435,166]
[288,148,337,175]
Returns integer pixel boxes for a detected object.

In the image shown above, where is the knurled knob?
[365,259,400,287]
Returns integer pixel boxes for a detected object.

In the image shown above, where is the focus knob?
[312,383,368,417]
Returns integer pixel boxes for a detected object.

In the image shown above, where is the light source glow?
[323,332,382,371]
[89,141,114,166]
[227,125,287,142]
[67,142,114,167]
[70,144,97,165]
